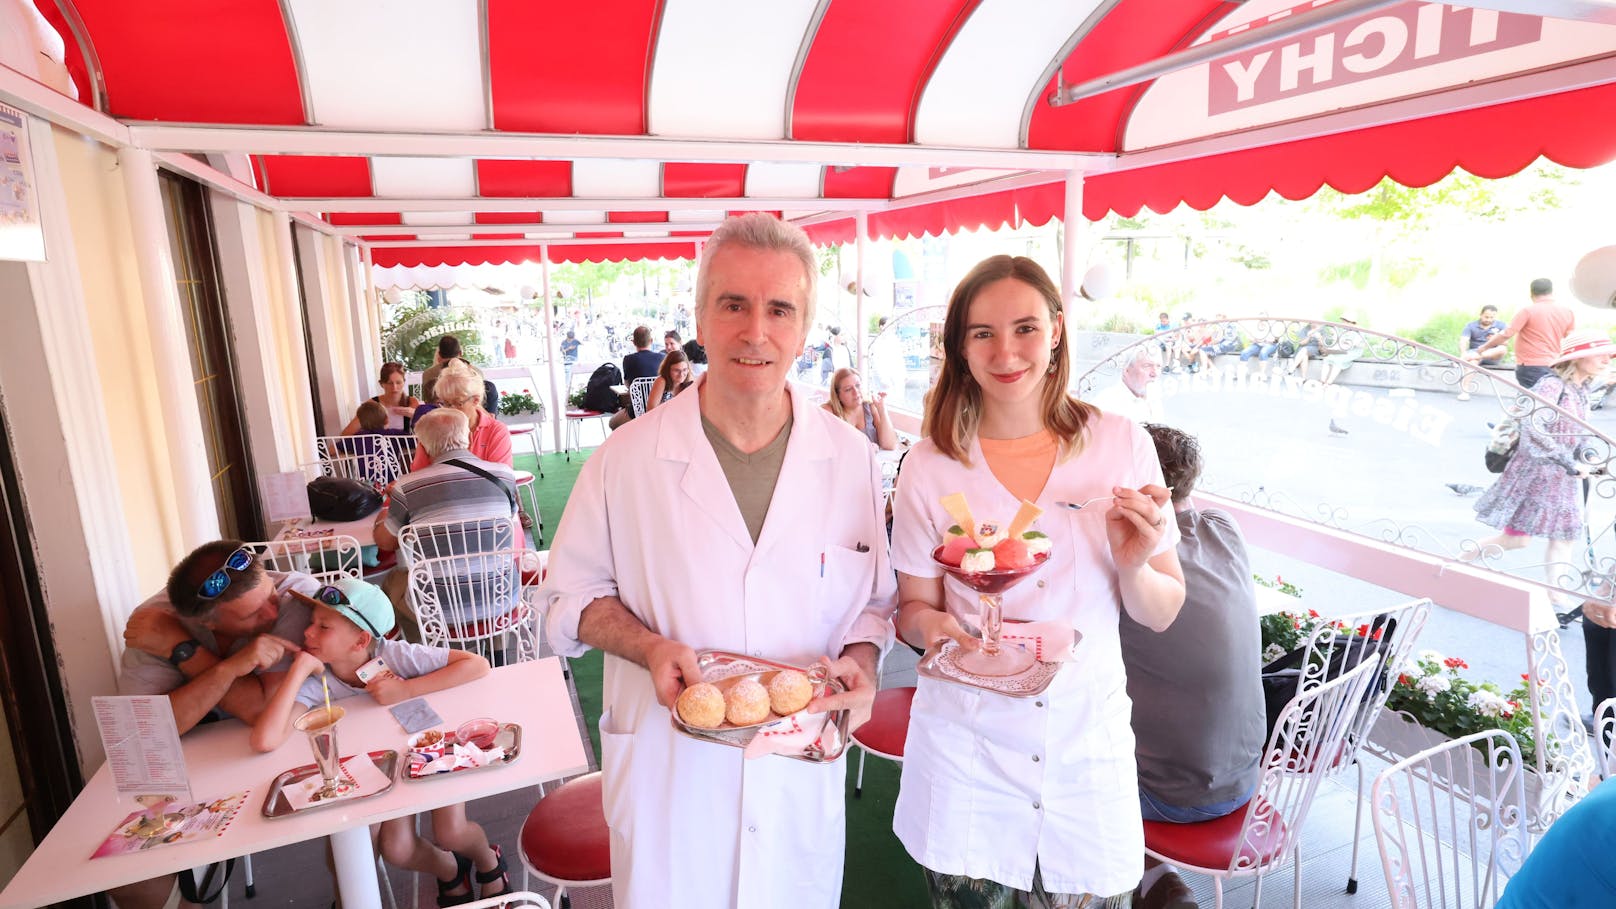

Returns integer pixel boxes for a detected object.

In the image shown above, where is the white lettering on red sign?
[1208,3,1541,114]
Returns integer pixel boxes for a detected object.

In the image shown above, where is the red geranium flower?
[1444,657,1468,669]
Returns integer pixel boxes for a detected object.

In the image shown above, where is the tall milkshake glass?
[293,705,352,800]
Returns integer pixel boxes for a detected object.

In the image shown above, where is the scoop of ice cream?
[724,678,772,725]
[993,537,1035,570]
[767,669,815,715]
[1022,531,1052,558]
[940,534,972,566]
[676,682,726,728]
[960,548,996,572]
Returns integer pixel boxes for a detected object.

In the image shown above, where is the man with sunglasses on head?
[110,540,321,909]
[118,540,321,733]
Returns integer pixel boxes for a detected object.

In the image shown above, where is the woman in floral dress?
[1472,330,1614,605]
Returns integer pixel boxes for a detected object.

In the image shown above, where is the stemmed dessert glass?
[293,705,353,800]
[932,548,1049,676]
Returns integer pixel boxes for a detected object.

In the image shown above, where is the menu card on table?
[92,791,249,857]
[91,695,190,802]
[261,469,312,525]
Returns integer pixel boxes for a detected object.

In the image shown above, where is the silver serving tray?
[670,650,849,763]
[404,722,522,781]
[262,749,399,818]
[916,636,1074,698]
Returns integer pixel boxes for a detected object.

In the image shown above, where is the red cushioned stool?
[849,686,914,798]
[519,772,610,908]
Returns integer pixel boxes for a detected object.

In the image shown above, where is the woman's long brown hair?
[922,255,1095,465]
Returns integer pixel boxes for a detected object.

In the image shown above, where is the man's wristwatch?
[166,639,201,668]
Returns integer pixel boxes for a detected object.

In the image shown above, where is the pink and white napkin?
[743,711,839,760]
[283,751,391,811]
[997,620,1081,663]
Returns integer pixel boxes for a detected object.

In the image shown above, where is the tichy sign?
[1208,3,1543,114]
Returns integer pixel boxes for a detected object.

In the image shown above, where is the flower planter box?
[1368,709,1545,810]
[495,412,545,427]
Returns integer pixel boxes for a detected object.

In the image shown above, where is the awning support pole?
[1061,172,1085,322]
[855,211,868,373]
[541,247,562,454]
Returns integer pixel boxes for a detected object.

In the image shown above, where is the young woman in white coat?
[890,255,1186,907]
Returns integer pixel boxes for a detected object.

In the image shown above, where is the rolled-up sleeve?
[539,448,622,657]
[842,449,898,655]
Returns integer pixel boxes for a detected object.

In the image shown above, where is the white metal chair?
[1144,650,1380,909]
[1371,730,1530,909]
[1300,600,1432,893]
[246,534,363,583]
[407,548,539,665]
[627,376,655,417]
[1596,696,1616,780]
[315,434,414,488]
[397,516,521,569]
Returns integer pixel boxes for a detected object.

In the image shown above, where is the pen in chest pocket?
[820,552,825,578]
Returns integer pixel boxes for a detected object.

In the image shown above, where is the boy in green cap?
[251,577,509,904]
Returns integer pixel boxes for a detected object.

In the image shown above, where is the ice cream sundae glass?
[931,494,1051,676]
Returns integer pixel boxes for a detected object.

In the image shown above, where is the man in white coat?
[542,213,897,909]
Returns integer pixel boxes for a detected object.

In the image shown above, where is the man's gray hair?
[695,214,817,327]
[414,407,470,458]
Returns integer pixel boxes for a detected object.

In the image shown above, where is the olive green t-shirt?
[700,411,794,544]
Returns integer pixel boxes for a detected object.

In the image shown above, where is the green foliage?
[1253,572,1304,598]
[568,388,588,409]
[1097,312,1147,334]
[1404,310,1475,355]
[498,390,543,416]
[1318,258,1373,289]
[381,302,486,371]
[1383,653,1540,765]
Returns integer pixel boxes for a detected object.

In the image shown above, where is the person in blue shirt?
[1495,776,1616,908]
[1458,305,1506,400]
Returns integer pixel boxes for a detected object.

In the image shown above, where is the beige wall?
[319,232,362,425]
[52,129,183,593]
[254,209,317,466]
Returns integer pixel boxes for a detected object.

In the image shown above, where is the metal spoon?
[1055,495,1117,512]
[1056,487,1175,513]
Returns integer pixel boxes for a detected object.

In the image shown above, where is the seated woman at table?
[410,360,513,471]
[646,348,693,412]
[343,362,421,435]
[890,255,1184,907]
[824,367,897,450]
[251,578,510,904]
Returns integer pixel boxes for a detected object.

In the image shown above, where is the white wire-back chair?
[407,549,538,665]
[397,516,521,568]
[1145,647,1380,909]
[1596,696,1616,780]
[1371,730,1530,909]
[1295,600,1432,893]
[315,434,415,488]
[245,535,363,583]
[627,376,655,417]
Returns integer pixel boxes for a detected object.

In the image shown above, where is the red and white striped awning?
[19,0,1616,266]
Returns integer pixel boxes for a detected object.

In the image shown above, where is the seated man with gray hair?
[1089,345,1165,423]
[374,408,520,639]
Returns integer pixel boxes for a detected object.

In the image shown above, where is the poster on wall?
[0,103,45,263]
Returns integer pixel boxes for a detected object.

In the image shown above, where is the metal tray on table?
[262,749,400,818]
[669,650,850,763]
[404,723,523,781]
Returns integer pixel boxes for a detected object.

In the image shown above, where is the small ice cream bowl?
[408,729,447,761]
[456,718,501,751]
